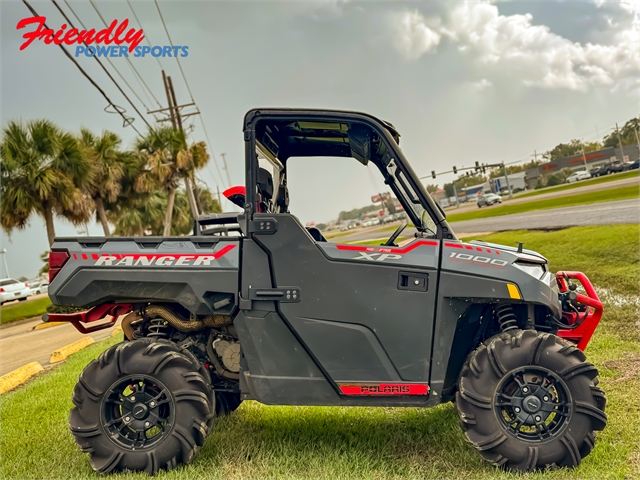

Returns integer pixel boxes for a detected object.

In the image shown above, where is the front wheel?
[456,330,606,472]
[69,339,215,474]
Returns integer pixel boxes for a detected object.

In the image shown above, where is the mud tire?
[69,339,215,475]
[456,329,606,471]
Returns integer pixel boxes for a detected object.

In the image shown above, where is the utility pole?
[452,184,460,208]
[164,73,200,220]
[220,153,233,189]
[502,162,513,199]
[0,249,9,278]
[615,123,626,162]
[580,143,588,170]
[635,127,640,152]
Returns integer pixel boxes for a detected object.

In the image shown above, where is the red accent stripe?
[339,383,428,396]
[444,242,463,249]
[73,253,78,260]
[335,239,438,254]
[74,244,237,261]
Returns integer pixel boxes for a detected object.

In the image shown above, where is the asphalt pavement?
[0,317,119,376]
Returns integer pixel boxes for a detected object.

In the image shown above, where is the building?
[489,171,527,193]
[525,144,639,189]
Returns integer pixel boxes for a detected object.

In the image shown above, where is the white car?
[29,281,49,295]
[0,278,31,305]
[566,171,591,183]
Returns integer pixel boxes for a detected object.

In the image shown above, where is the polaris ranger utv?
[46,109,606,475]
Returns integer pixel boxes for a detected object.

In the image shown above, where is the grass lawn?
[517,170,638,200]
[1,225,638,479]
[0,297,51,325]
[446,184,639,223]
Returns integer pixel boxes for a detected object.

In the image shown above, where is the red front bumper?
[555,271,603,351]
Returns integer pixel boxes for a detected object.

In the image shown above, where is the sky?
[1,0,638,279]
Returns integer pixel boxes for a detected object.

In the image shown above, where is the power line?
[62,0,154,115]
[153,0,194,102]
[153,0,226,187]
[48,0,154,134]
[22,0,144,137]
[125,0,164,71]
[87,0,163,109]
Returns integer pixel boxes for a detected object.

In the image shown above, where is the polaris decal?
[448,251,508,268]
[338,383,429,396]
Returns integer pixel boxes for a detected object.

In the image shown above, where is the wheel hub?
[522,395,542,413]
[101,375,174,450]
[494,367,572,441]
[132,403,148,419]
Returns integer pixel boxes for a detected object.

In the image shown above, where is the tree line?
[0,119,221,247]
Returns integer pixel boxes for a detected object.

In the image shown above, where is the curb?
[50,337,95,363]
[0,362,44,394]
[32,321,66,331]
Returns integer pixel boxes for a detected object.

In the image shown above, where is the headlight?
[514,261,546,279]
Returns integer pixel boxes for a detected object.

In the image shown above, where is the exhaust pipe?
[143,305,232,332]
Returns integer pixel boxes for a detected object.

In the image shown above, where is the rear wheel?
[456,330,606,471]
[69,339,215,474]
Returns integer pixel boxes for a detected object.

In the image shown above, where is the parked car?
[29,281,49,295]
[565,171,591,183]
[476,193,502,208]
[589,166,601,177]
[628,159,639,170]
[381,214,396,224]
[596,160,622,176]
[0,278,31,305]
[611,161,634,173]
[393,211,407,220]
[362,217,381,227]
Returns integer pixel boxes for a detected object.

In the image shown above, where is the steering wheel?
[382,221,407,247]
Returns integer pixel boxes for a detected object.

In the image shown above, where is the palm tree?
[111,186,221,237]
[0,119,93,246]
[135,127,212,235]
[78,128,132,236]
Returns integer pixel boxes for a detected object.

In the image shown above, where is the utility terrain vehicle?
[46,109,606,475]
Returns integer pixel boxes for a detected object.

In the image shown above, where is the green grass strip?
[0,297,51,325]
[517,170,638,199]
[446,184,639,223]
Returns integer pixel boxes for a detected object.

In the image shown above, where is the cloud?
[391,10,441,61]
[473,78,493,91]
[390,1,640,91]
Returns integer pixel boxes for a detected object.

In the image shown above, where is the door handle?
[398,272,428,292]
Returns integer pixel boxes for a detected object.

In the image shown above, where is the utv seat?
[257,168,274,212]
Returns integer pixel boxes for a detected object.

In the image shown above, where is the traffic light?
[475,161,480,172]
[452,166,457,174]
[431,170,436,179]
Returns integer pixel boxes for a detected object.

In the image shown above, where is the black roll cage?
[242,108,455,240]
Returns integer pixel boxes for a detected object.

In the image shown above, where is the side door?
[252,213,440,388]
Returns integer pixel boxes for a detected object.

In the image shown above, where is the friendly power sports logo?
[16,16,188,58]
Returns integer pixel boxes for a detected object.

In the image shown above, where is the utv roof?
[243,108,401,143]
[243,108,402,163]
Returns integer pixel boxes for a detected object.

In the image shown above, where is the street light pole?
[0,248,9,278]
[502,162,513,199]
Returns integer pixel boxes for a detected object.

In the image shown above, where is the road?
[0,316,119,376]
[327,199,639,242]
[439,174,638,214]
